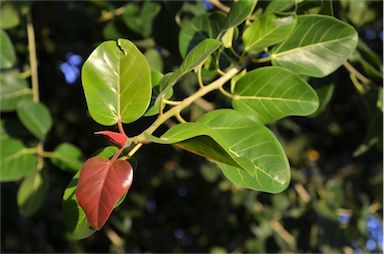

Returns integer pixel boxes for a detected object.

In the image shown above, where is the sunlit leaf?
[145,109,290,193]
[0,138,36,182]
[243,13,296,53]
[17,100,53,140]
[232,67,319,124]
[76,157,133,229]
[82,39,151,125]
[0,3,20,29]
[271,15,358,77]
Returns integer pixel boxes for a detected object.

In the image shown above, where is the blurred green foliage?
[1,0,382,253]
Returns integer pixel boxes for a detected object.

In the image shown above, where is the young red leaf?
[95,131,128,148]
[76,157,133,230]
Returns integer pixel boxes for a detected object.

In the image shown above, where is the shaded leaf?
[145,109,290,193]
[158,39,221,100]
[310,83,334,117]
[265,0,295,13]
[82,39,151,126]
[144,48,163,72]
[0,29,16,69]
[0,3,20,29]
[76,157,133,229]
[0,71,32,112]
[243,13,296,53]
[178,12,226,58]
[17,100,52,140]
[62,171,96,239]
[51,143,83,172]
[271,15,358,77]
[0,138,36,182]
[232,67,319,124]
[17,169,49,216]
[225,0,257,29]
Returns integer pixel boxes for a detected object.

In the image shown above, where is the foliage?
[1,0,382,253]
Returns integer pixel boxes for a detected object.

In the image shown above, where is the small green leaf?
[178,12,226,58]
[0,71,33,112]
[225,0,257,29]
[146,109,290,193]
[17,100,52,140]
[265,0,295,13]
[0,3,20,29]
[232,67,319,124]
[0,139,37,182]
[82,39,151,126]
[271,15,358,77]
[0,29,16,69]
[243,13,296,53]
[51,143,83,172]
[92,146,119,159]
[62,171,96,239]
[17,169,49,216]
[158,39,221,101]
[144,48,163,73]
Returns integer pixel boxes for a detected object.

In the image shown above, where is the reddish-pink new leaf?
[95,131,128,148]
[76,157,133,230]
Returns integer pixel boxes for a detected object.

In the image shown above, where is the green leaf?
[0,71,33,112]
[92,146,119,159]
[225,0,257,29]
[17,100,53,140]
[0,139,37,182]
[271,14,358,77]
[144,48,163,73]
[17,169,49,216]
[0,29,16,69]
[178,12,226,58]
[157,39,221,101]
[0,3,20,29]
[144,70,173,117]
[51,143,83,172]
[232,66,319,124]
[310,83,334,117]
[265,0,295,13]
[243,13,296,53]
[62,171,96,239]
[82,39,151,126]
[145,109,290,193]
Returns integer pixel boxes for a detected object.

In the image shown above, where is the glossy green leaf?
[144,70,173,117]
[271,15,358,77]
[158,39,221,101]
[146,109,290,193]
[0,29,16,69]
[82,39,151,126]
[0,139,36,182]
[17,100,53,140]
[232,67,319,124]
[0,71,33,112]
[62,171,96,239]
[310,83,334,117]
[92,146,119,159]
[51,143,83,172]
[243,14,296,53]
[179,12,226,58]
[17,169,49,216]
[225,0,257,29]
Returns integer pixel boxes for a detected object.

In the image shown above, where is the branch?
[344,61,371,84]
[26,12,39,102]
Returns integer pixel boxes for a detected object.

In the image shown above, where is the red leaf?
[76,157,133,230]
[95,131,128,148]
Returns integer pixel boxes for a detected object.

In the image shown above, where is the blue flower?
[202,0,215,11]
[339,214,351,224]
[60,52,83,85]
